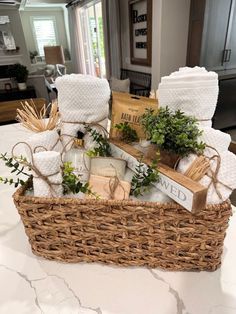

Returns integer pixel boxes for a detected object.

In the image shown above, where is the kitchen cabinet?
[188,0,236,70]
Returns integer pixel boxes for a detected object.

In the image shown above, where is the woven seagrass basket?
[13,184,232,271]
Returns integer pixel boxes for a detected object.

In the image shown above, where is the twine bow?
[11,142,61,197]
[107,164,126,200]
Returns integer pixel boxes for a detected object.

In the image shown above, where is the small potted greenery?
[8,63,29,90]
[141,107,206,168]
[29,51,38,64]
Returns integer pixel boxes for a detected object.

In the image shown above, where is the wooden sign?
[110,140,207,213]
[129,0,152,66]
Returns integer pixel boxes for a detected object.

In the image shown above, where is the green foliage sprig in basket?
[0,153,98,197]
[85,125,112,157]
[0,153,32,188]
[140,107,206,157]
[114,122,138,143]
[131,159,159,197]
[62,162,99,198]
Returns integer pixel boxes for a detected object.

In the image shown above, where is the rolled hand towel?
[172,66,208,75]
[177,151,236,204]
[32,151,63,198]
[55,74,110,121]
[199,151,236,204]
[25,130,62,161]
[199,127,231,157]
[177,128,231,174]
[158,67,219,122]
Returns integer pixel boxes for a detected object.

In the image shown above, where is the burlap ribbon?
[11,142,61,196]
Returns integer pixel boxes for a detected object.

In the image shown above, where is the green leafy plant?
[131,159,159,197]
[0,153,32,188]
[62,162,99,198]
[8,63,29,83]
[29,50,38,61]
[85,125,112,157]
[141,107,206,157]
[114,122,138,143]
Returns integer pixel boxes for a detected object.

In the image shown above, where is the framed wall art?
[129,0,152,66]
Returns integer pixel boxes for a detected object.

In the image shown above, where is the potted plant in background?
[8,63,29,90]
[29,51,38,64]
[141,107,206,168]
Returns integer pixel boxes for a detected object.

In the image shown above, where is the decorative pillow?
[110,77,130,93]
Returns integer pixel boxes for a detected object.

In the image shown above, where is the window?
[78,0,106,77]
[31,17,58,57]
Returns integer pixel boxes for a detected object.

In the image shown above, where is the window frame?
[30,16,59,57]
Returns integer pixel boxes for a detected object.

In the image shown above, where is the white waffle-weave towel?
[177,128,231,173]
[158,67,219,121]
[25,130,62,160]
[199,151,236,204]
[55,74,110,121]
[33,151,63,198]
[200,127,231,157]
[177,151,236,204]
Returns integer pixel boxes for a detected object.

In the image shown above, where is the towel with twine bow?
[178,145,236,204]
[12,142,63,198]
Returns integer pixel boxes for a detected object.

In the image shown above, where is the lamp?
[44,45,66,78]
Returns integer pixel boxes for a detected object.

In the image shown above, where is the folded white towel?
[25,130,62,160]
[55,74,110,122]
[33,151,63,198]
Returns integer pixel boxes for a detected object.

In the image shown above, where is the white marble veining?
[0,122,236,314]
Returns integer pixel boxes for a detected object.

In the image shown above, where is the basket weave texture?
[13,185,232,271]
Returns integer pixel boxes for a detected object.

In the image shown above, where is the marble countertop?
[0,123,236,314]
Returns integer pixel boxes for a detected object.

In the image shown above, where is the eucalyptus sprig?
[141,107,206,157]
[114,122,138,143]
[131,159,159,197]
[85,125,111,157]
[62,162,99,198]
[0,153,31,188]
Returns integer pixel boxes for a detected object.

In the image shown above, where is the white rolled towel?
[177,129,231,172]
[158,67,219,122]
[172,66,208,75]
[200,127,231,157]
[33,151,63,198]
[158,85,218,121]
[199,151,236,204]
[25,130,62,160]
[55,74,110,121]
[161,73,218,84]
